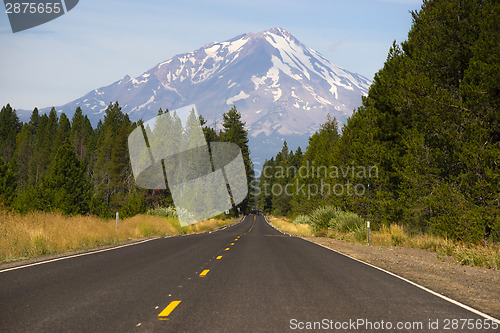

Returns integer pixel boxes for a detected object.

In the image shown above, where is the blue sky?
[0,0,423,111]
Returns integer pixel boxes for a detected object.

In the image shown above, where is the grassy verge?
[268,216,313,237]
[0,210,236,263]
[268,216,500,270]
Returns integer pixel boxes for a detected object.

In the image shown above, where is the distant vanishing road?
[1,215,498,332]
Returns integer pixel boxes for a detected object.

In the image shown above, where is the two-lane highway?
[0,215,497,332]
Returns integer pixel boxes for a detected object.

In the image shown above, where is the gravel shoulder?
[301,236,500,320]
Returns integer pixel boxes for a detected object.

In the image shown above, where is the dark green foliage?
[70,107,94,161]
[0,157,16,206]
[257,141,303,216]
[43,143,91,215]
[2,0,495,240]
[57,113,71,144]
[219,106,254,215]
[1,101,254,220]
[199,115,217,143]
[258,0,499,243]
[92,103,135,216]
[0,104,21,163]
[119,188,147,218]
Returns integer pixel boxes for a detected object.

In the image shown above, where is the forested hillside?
[258,0,499,243]
[0,103,253,218]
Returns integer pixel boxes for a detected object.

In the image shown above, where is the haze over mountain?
[18,27,371,168]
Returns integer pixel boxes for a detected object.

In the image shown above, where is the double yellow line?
[158,215,255,321]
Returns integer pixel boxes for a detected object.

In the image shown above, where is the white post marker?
[367,221,370,245]
[116,212,119,229]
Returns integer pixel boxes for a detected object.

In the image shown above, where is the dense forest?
[0,103,254,218]
[257,0,499,243]
[0,0,498,244]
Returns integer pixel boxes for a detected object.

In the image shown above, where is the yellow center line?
[230,243,235,245]
[216,255,222,259]
[158,300,181,320]
[234,238,238,241]
[199,269,210,277]
[224,247,230,251]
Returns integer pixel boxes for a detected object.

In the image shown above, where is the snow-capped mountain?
[22,27,371,168]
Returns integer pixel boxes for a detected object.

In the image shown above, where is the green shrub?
[307,205,365,238]
[146,206,178,219]
[331,211,364,232]
[293,214,311,225]
[353,224,368,242]
[309,206,341,232]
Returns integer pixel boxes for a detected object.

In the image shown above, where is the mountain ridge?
[17,27,371,167]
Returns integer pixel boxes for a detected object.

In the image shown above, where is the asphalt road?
[0,214,497,332]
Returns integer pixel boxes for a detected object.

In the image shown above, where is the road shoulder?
[301,235,500,319]
[0,216,244,272]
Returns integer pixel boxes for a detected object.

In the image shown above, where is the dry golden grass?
[268,216,313,237]
[185,217,236,234]
[268,217,500,270]
[0,210,236,263]
[360,224,499,269]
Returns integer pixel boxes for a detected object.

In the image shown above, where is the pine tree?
[43,143,91,215]
[220,106,254,214]
[30,109,60,186]
[0,104,21,163]
[70,107,94,161]
[271,141,295,215]
[109,118,134,212]
[56,113,71,145]
[199,115,217,143]
[258,157,276,214]
[0,157,17,206]
[91,102,136,216]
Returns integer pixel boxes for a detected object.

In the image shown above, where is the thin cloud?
[329,37,349,54]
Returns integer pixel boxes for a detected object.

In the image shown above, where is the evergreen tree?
[220,106,254,214]
[0,104,21,163]
[56,113,71,145]
[0,157,16,206]
[199,115,217,143]
[43,143,91,215]
[12,125,29,189]
[258,157,276,214]
[91,102,135,216]
[271,141,294,215]
[70,107,94,161]
[30,109,59,185]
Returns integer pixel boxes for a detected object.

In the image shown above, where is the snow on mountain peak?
[27,27,371,167]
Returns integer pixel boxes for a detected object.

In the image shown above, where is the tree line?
[0,103,254,218]
[257,0,499,243]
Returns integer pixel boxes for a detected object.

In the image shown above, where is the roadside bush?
[353,224,368,242]
[390,224,408,246]
[331,211,364,232]
[309,206,341,233]
[293,214,311,225]
[146,206,178,219]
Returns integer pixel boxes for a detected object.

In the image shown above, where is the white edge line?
[265,214,499,322]
[191,215,245,236]
[308,238,500,324]
[1,216,248,273]
[264,215,292,237]
[0,238,158,273]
